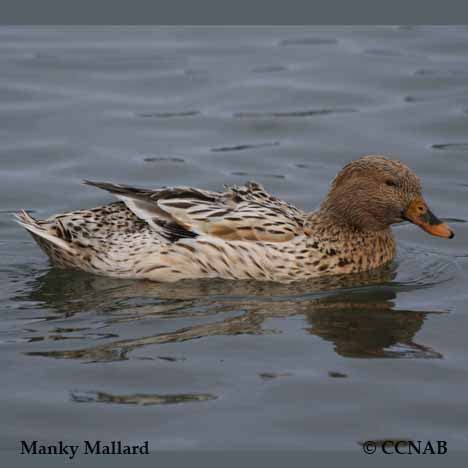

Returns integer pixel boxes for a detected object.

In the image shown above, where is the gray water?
[1,26,468,452]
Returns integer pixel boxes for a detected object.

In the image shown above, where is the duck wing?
[84,180,305,242]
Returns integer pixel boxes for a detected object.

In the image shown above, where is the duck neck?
[305,209,396,270]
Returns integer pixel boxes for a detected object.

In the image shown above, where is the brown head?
[320,155,454,238]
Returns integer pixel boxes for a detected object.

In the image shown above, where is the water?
[1,26,468,451]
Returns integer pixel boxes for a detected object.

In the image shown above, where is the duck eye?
[385,179,397,187]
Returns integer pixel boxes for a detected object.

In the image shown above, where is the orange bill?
[403,197,454,239]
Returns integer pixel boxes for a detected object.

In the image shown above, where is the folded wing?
[83,180,305,243]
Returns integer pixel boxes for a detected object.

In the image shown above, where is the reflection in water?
[303,289,443,358]
[19,263,444,362]
[70,391,217,406]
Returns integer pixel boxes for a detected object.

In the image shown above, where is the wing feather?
[84,180,305,243]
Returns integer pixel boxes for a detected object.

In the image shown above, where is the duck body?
[16,182,395,282]
[16,156,452,283]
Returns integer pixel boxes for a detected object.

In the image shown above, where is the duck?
[15,155,454,283]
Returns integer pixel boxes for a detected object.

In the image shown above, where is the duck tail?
[14,210,77,255]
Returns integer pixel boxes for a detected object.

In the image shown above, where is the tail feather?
[15,210,76,254]
[82,180,154,200]
[83,179,175,224]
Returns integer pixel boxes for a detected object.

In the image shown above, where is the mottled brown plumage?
[15,155,454,283]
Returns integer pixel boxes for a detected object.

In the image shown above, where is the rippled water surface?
[1,26,468,451]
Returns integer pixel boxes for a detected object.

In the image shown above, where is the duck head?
[321,155,454,238]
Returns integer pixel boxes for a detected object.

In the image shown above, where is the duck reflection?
[302,288,442,358]
[22,263,444,361]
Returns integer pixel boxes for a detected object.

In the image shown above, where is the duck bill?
[403,197,454,239]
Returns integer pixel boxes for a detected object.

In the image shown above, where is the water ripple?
[233,108,357,118]
[143,157,185,163]
[431,143,468,151]
[70,391,217,406]
[136,110,200,118]
[211,142,280,152]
